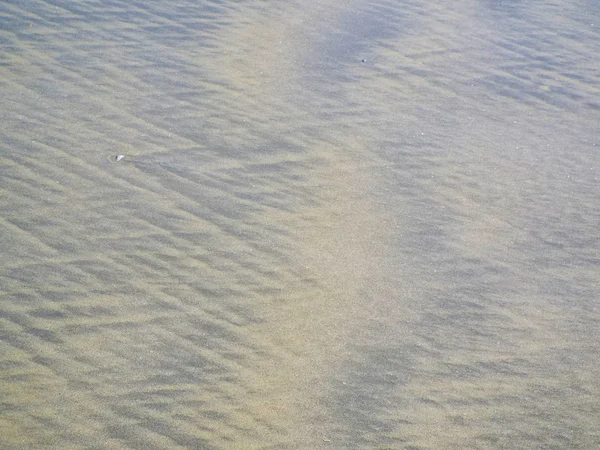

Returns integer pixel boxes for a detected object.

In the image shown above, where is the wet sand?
[1,0,599,448]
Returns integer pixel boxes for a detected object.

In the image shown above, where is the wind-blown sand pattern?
[1,0,599,448]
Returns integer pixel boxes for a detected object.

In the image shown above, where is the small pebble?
[113,154,125,162]
[361,59,367,62]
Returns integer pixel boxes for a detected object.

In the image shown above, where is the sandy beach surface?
[1,1,599,448]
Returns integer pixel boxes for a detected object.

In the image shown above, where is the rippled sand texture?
[1,0,599,448]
